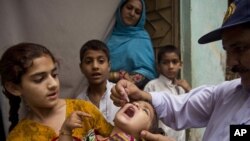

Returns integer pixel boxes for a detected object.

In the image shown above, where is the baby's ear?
[4,82,22,96]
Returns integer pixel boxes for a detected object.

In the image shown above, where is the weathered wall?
[180,0,227,140]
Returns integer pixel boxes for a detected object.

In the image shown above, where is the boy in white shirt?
[77,39,119,125]
[144,45,191,141]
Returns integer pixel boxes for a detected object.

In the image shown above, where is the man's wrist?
[140,90,152,103]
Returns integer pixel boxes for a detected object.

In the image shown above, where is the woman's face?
[121,0,142,26]
[15,55,60,109]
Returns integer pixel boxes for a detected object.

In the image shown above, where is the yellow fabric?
[7,99,113,141]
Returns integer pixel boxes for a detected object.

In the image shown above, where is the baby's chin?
[114,119,140,138]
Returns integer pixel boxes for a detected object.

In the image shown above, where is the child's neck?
[172,78,177,84]
[167,77,176,85]
[26,99,66,134]
[27,99,65,120]
[110,126,124,136]
[110,126,138,140]
[88,82,106,95]
[87,81,107,107]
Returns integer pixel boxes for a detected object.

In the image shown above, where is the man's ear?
[4,82,22,96]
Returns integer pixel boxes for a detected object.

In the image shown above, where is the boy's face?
[158,52,182,80]
[114,101,155,138]
[80,49,110,85]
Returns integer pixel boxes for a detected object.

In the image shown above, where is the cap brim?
[198,19,250,44]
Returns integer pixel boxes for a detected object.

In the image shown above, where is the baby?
[58,100,158,141]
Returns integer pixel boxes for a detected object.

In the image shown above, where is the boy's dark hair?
[80,39,110,63]
[157,45,181,64]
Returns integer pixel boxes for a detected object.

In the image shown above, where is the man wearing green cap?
[110,0,250,140]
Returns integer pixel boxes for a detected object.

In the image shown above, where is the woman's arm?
[109,71,149,89]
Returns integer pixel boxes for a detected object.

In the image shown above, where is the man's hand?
[140,130,176,141]
[110,79,151,107]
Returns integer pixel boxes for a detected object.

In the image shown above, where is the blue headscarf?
[107,0,157,80]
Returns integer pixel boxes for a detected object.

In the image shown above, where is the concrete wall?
[180,0,227,140]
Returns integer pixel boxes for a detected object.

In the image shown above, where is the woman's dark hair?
[120,0,129,10]
[0,42,56,132]
[80,39,110,63]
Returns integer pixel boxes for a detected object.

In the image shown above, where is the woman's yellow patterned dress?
[7,99,113,141]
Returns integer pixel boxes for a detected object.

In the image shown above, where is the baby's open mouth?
[124,107,135,118]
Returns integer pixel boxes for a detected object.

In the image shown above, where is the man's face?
[222,26,250,90]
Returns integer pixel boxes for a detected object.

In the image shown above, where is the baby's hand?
[60,111,92,133]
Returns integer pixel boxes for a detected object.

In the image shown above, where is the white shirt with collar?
[144,74,185,95]
[77,80,120,125]
[144,74,186,141]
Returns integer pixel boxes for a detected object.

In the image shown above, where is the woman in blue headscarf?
[107,0,157,89]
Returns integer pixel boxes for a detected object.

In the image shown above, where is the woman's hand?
[60,111,92,134]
